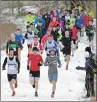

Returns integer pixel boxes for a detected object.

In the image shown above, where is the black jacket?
[51,30,59,42]
[36,25,45,39]
[6,40,23,56]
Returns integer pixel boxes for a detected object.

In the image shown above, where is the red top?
[49,21,59,27]
[30,41,43,50]
[28,54,43,71]
[83,15,92,28]
[41,34,54,48]
[71,27,78,40]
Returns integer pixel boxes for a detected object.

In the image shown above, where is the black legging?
[27,44,30,49]
[85,77,95,96]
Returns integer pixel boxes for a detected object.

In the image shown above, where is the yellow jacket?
[89,11,94,19]
[25,15,37,25]
[69,18,76,29]
[78,6,83,11]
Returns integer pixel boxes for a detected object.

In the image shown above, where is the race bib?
[13,48,16,51]
[28,37,33,40]
[8,65,17,71]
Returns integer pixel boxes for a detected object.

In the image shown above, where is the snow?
[1,33,96,101]
[1,6,38,24]
[20,6,38,13]
[1,10,96,100]
[2,8,10,14]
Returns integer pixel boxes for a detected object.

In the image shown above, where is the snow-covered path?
[1,35,94,101]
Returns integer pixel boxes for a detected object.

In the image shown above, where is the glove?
[58,64,61,68]
[32,84,35,88]
[23,39,25,44]
[2,67,6,70]
[17,69,20,74]
[27,65,29,70]
[38,63,43,66]
[76,66,81,70]
[45,47,47,51]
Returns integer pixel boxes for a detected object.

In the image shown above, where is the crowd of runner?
[2,4,97,99]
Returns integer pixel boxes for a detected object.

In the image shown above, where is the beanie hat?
[49,48,56,53]
[85,47,91,53]
[32,47,39,51]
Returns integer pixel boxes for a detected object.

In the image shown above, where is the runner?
[85,20,94,50]
[25,12,37,29]
[61,31,72,70]
[44,35,59,56]
[51,26,62,43]
[2,48,20,96]
[6,33,23,88]
[44,48,61,98]
[24,24,34,49]
[71,25,78,54]
[29,35,43,54]
[36,21,45,42]
[63,24,72,37]
[15,28,24,44]
[27,47,43,97]
[49,17,59,27]
[76,14,84,37]
[6,33,23,58]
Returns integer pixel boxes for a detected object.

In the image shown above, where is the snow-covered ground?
[1,6,96,100]
[1,32,96,101]
[20,6,38,13]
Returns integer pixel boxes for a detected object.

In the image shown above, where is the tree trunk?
[17,0,20,14]
[70,0,75,9]
[11,1,14,15]
[0,0,2,23]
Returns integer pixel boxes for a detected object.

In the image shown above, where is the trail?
[1,16,96,101]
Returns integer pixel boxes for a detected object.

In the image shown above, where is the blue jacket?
[76,18,84,28]
[15,34,23,43]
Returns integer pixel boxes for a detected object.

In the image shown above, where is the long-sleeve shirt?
[2,57,20,74]
[6,40,23,56]
[15,34,23,43]
[44,56,61,74]
[51,29,62,42]
[76,18,84,28]
[36,26,45,40]
[61,36,72,48]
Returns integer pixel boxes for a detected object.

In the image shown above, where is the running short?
[62,47,71,55]
[29,70,40,81]
[7,74,17,82]
[48,73,58,82]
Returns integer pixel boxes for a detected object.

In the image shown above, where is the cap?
[85,47,91,53]
[49,48,56,53]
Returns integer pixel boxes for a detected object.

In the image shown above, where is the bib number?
[8,65,17,71]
